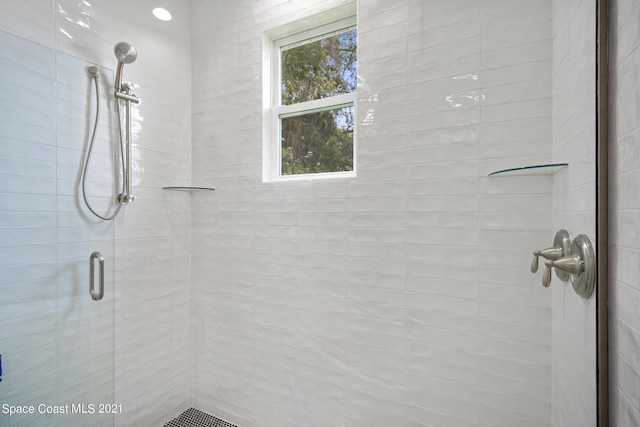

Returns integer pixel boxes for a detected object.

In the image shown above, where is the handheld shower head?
[114,42,137,91]
[114,42,137,64]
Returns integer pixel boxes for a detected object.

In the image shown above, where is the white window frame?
[262,5,357,183]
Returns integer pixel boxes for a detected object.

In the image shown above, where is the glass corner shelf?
[488,163,568,177]
[162,186,215,191]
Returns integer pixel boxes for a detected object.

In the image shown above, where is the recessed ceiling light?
[152,7,172,21]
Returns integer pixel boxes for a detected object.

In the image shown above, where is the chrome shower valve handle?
[531,246,564,273]
[531,229,571,281]
[543,254,582,288]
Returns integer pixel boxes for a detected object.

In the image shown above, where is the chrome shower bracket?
[88,65,100,79]
[543,234,596,298]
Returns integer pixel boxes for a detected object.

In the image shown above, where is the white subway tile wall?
[611,0,640,425]
[0,1,193,426]
[191,0,556,426]
[0,30,62,427]
[3,0,633,426]
[550,1,597,426]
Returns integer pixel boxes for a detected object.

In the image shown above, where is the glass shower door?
[0,30,115,427]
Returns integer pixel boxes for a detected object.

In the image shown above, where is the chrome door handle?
[90,251,105,301]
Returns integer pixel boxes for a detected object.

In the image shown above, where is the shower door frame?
[596,0,609,425]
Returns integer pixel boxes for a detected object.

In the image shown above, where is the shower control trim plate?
[543,234,596,299]
[568,234,596,298]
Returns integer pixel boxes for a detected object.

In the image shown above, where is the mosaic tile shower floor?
[163,408,238,427]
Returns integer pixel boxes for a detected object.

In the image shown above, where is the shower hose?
[81,66,125,221]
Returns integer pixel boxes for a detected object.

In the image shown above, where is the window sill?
[264,171,356,183]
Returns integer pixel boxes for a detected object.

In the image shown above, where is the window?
[263,6,357,182]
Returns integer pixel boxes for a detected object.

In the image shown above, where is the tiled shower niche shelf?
[488,163,568,177]
[162,186,215,191]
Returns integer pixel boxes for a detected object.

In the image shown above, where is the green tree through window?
[279,28,357,175]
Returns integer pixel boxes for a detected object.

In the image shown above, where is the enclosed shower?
[82,42,140,220]
[0,0,617,427]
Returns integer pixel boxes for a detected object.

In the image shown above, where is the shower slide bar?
[115,81,139,206]
[90,251,104,301]
[82,42,139,220]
